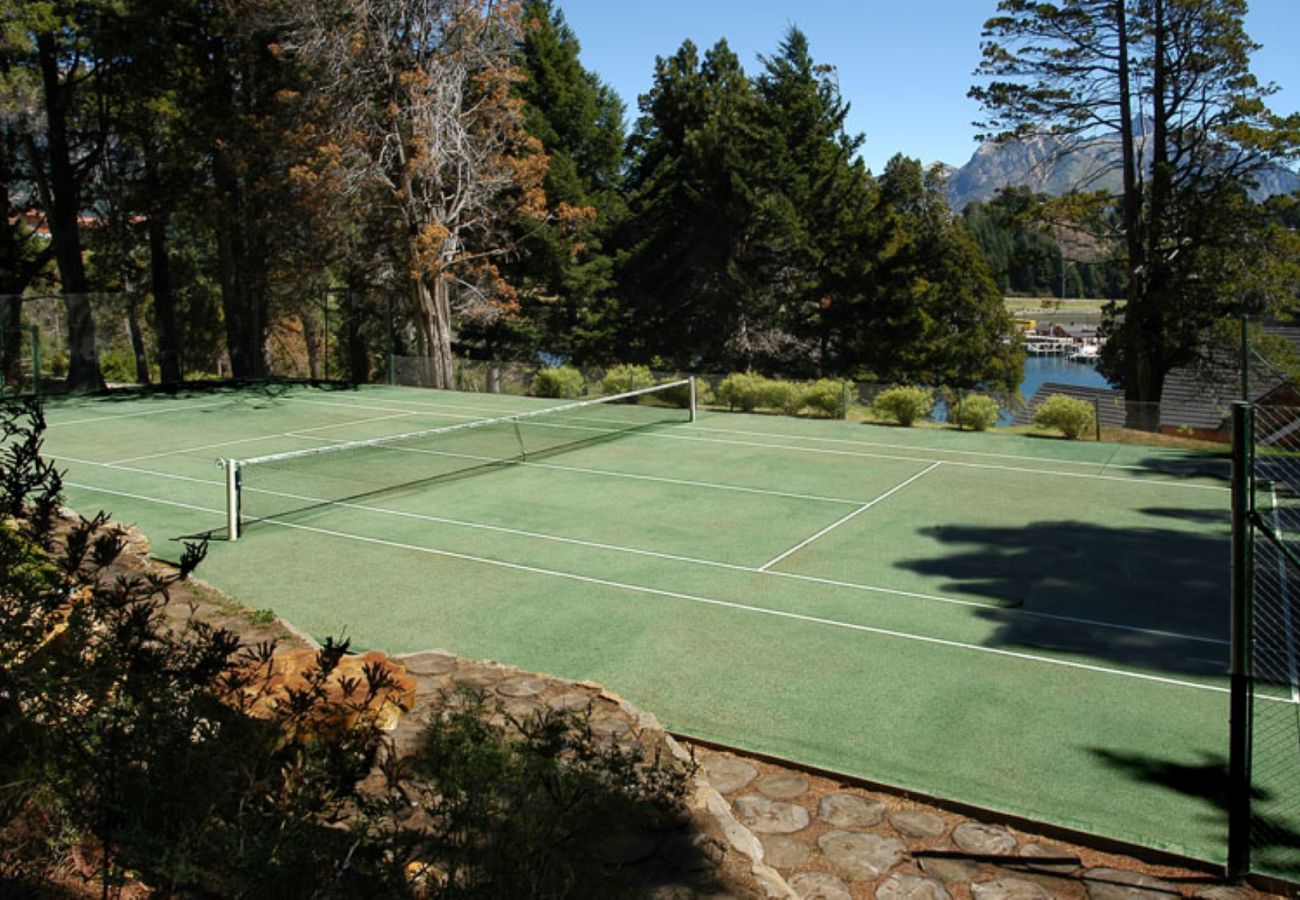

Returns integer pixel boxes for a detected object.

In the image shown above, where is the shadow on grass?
[897,514,1229,676]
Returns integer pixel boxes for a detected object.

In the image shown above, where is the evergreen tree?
[470,0,627,363]
[753,27,876,376]
[617,40,784,370]
[865,156,1023,394]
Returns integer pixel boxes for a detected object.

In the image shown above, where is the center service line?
[759,461,943,572]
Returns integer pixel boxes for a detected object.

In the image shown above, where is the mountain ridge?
[939,130,1300,210]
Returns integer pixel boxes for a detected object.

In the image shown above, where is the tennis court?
[38,382,1247,862]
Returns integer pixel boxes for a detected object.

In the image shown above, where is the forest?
[2,0,1298,404]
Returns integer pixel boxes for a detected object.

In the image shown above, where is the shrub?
[872,386,934,427]
[1033,394,1096,439]
[531,365,585,399]
[953,393,1000,431]
[762,379,805,416]
[716,372,769,412]
[601,364,655,395]
[802,379,851,418]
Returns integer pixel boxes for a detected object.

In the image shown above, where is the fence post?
[1228,401,1255,878]
[386,293,395,386]
[1094,398,1102,442]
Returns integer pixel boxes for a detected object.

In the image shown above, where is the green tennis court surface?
[40,383,1247,862]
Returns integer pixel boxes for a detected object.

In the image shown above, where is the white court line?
[290,390,1230,477]
[266,397,1228,493]
[759,462,943,571]
[108,410,422,465]
[47,399,236,427]
[53,454,1229,647]
[61,477,1261,700]
[1268,486,1300,704]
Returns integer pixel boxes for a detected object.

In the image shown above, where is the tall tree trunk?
[1113,0,1160,429]
[147,210,182,385]
[344,282,370,384]
[124,292,149,384]
[34,32,103,393]
[413,277,454,389]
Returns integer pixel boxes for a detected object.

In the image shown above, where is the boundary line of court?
[277,409,1224,494]
[53,455,1230,648]
[59,477,1266,701]
[47,388,1229,492]
[759,462,943,571]
[284,389,1232,477]
[108,410,423,465]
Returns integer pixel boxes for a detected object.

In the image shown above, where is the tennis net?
[219,378,696,540]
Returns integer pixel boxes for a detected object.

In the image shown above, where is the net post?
[222,460,241,542]
[689,376,697,423]
[1228,400,1254,878]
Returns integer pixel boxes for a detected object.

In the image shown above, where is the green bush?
[762,379,804,416]
[873,386,934,427]
[531,365,585,399]
[601,364,654,395]
[802,379,851,418]
[953,393,1000,431]
[1033,394,1096,439]
[716,372,768,412]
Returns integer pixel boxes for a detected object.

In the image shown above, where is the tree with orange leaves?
[292,0,546,388]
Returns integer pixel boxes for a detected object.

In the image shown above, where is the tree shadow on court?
[896,513,1230,676]
[1124,453,1231,484]
[1090,747,1300,867]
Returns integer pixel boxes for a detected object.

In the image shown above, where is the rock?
[890,809,947,838]
[818,793,885,828]
[877,872,952,900]
[1083,867,1179,900]
[758,834,812,869]
[660,832,725,871]
[817,830,906,880]
[701,756,759,794]
[1017,842,1080,875]
[755,771,810,800]
[399,651,458,676]
[971,878,1054,900]
[496,676,547,697]
[952,823,1017,857]
[547,691,593,712]
[589,716,631,738]
[788,871,852,900]
[735,796,811,834]
[1193,888,1251,900]
[919,855,981,882]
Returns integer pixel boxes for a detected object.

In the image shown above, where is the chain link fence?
[1236,405,1300,880]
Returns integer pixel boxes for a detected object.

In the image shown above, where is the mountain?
[943,130,1300,211]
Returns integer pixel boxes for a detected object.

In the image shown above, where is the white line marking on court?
[48,399,236,428]
[759,462,943,572]
[287,432,867,506]
[64,477,1258,701]
[259,392,1228,492]
[51,452,1230,647]
[285,391,1231,478]
[693,422,1222,475]
[107,411,422,464]
[651,429,1229,492]
[1268,486,1300,703]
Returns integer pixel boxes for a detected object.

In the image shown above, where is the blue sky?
[555,0,1300,174]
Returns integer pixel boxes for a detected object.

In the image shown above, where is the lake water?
[1018,353,1111,399]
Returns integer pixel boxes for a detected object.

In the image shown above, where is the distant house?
[1157,335,1300,444]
